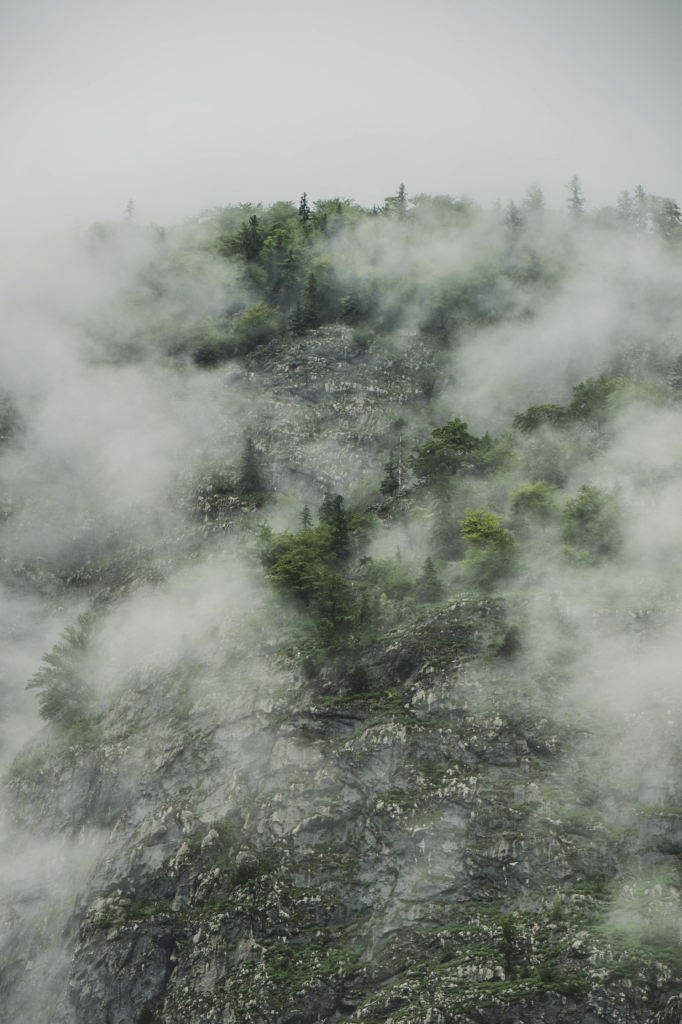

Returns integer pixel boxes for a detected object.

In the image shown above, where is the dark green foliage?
[288,301,308,337]
[380,451,400,496]
[340,293,363,326]
[300,505,312,530]
[513,403,568,433]
[230,214,264,260]
[267,525,333,604]
[561,485,620,561]
[237,437,264,495]
[135,1005,155,1024]
[498,915,518,972]
[298,192,311,223]
[415,557,444,603]
[409,418,481,484]
[318,492,350,558]
[302,272,321,330]
[27,611,101,725]
[313,573,357,646]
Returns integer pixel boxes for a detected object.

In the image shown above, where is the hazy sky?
[1,0,681,239]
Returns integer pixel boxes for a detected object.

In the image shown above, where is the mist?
[3,182,682,1021]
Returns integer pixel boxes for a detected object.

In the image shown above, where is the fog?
[2,0,682,243]
[2,186,682,1018]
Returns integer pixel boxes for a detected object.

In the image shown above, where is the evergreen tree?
[300,504,312,530]
[617,190,635,224]
[505,201,523,232]
[415,557,444,602]
[288,301,308,338]
[237,437,264,495]
[634,185,649,231]
[231,215,263,261]
[303,273,321,329]
[125,199,135,223]
[340,293,362,326]
[522,183,545,211]
[318,492,350,557]
[384,183,408,218]
[566,175,585,218]
[298,192,311,223]
[380,451,400,496]
[651,197,682,240]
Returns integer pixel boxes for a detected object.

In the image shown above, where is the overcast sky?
[1,0,681,240]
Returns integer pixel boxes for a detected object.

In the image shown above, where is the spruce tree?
[415,557,444,603]
[566,175,585,218]
[237,437,264,495]
[505,201,523,232]
[318,492,349,557]
[522,183,544,211]
[304,273,321,329]
[288,302,308,338]
[298,192,311,223]
[300,504,312,530]
[634,185,649,231]
[380,451,400,496]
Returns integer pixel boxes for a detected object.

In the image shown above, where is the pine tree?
[415,557,444,603]
[380,451,400,496]
[237,437,264,495]
[566,175,585,218]
[303,273,321,330]
[522,183,545,211]
[505,201,523,232]
[318,492,349,557]
[300,505,312,530]
[125,199,135,223]
[617,190,635,224]
[288,301,308,338]
[298,192,311,223]
[634,185,648,231]
[384,183,408,218]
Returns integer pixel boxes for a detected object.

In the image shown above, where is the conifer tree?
[237,437,264,495]
[415,557,444,603]
[303,273,321,330]
[380,451,400,496]
[522,183,545,211]
[505,201,523,232]
[566,175,585,218]
[384,183,408,219]
[617,190,635,224]
[318,492,350,557]
[298,192,311,223]
[634,185,648,231]
[288,301,308,338]
[300,504,312,530]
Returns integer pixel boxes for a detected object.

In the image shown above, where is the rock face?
[2,327,682,1024]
